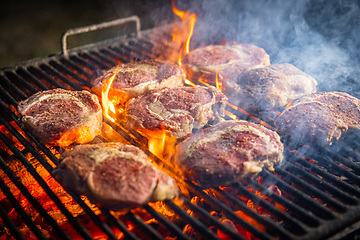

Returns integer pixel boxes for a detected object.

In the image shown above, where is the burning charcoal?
[17,88,102,147]
[275,91,360,147]
[175,120,283,187]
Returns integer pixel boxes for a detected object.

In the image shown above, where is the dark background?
[1,0,360,97]
[0,0,173,68]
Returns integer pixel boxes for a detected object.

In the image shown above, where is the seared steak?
[92,59,185,106]
[125,86,227,138]
[182,43,270,82]
[223,63,317,111]
[53,143,179,210]
[18,88,102,147]
[175,120,283,187]
[275,91,360,146]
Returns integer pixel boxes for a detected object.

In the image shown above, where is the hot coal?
[53,143,179,210]
[223,63,317,111]
[275,91,360,146]
[91,59,185,106]
[17,88,102,147]
[125,86,227,138]
[182,43,270,82]
[175,120,283,187]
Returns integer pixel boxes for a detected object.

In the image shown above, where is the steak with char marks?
[275,91,360,146]
[223,63,318,111]
[53,143,179,210]
[125,86,227,138]
[182,43,270,82]
[175,120,283,187]
[17,88,102,147]
[91,59,185,107]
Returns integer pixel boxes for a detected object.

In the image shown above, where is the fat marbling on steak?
[223,63,318,111]
[91,59,185,107]
[17,88,102,147]
[125,86,227,138]
[175,120,283,187]
[53,143,179,210]
[182,43,270,82]
[275,91,360,146]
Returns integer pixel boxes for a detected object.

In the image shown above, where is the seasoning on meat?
[91,59,185,107]
[53,143,179,210]
[175,120,283,187]
[125,86,227,138]
[223,63,318,111]
[182,43,270,82]
[275,91,360,146]
[17,88,102,147]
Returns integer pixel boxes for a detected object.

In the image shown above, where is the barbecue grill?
[0,12,360,240]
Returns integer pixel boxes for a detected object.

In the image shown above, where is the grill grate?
[0,23,360,240]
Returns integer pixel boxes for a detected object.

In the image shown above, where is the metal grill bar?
[165,200,220,239]
[0,23,360,239]
[0,173,48,240]
[241,177,321,227]
[231,182,308,236]
[143,204,192,240]
[0,120,94,239]
[0,203,26,240]
[0,155,71,240]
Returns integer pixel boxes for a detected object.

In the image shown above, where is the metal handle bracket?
[61,15,141,57]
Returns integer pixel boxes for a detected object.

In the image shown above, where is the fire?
[101,64,119,122]
[171,0,197,66]
[285,99,293,109]
[215,70,222,90]
[148,130,177,161]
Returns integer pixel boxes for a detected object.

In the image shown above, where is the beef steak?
[18,88,102,147]
[223,63,318,111]
[275,91,360,146]
[175,120,283,187]
[182,43,270,82]
[125,86,227,138]
[91,59,185,107]
[53,143,179,210]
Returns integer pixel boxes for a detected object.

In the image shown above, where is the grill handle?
[61,15,141,57]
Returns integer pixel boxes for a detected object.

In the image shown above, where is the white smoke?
[185,0,360,98]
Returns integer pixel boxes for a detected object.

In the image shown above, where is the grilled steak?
[18,88,102,147]
[53,143,179,210]
[175,120,283,187]
[275,91,360,146]
[182,43,270,82]
[125,86,227,138]
[91,59,185,106]
[223,63,318,111]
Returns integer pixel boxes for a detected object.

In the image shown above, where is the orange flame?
[285,99,293,109]
[148,130,177,161]
[101,65,119,122]
[171,0,197,66]
[215,70,222,90]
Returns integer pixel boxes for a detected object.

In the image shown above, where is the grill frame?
[0,20,359,240]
